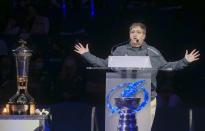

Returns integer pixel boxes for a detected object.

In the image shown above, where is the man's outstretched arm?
[74,43,107,67]
[159,49,200,70]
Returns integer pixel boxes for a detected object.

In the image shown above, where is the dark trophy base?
[115,97,141,131]
[8,90,35,115]
[7,103,35,115]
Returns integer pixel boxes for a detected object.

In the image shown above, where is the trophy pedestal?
[8,87,35,115]
[0,115,48,131]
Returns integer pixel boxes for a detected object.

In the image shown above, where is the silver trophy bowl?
[115,97,141,131]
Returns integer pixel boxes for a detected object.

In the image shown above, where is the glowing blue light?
[90,0,95,16]
[121,80,145,97]
[106,80,149,114]
[61,0,67,18]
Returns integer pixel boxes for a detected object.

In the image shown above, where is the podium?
[88,56,155,131]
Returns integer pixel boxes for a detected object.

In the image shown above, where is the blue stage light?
[90,0,95,16]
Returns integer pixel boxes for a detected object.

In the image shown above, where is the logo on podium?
[106,80,149,131]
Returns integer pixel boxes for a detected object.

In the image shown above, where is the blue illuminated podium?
[87,56,154,131]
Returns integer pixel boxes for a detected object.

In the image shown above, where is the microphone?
[131,38,141,48]
[136,39,139,43]
[135,39,141,50]
[110,40,129,55]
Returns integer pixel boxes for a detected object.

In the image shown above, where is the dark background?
[0,0,204,131]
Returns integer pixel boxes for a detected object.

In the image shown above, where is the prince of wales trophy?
[7,40,35,115]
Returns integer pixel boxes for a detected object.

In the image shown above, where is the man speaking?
[74,22,200,129]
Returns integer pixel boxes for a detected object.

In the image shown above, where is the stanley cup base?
[115,98,141,131]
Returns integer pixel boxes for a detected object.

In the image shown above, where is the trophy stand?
[7,39,35,115]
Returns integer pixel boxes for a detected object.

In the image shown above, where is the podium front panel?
[105,71,152,131]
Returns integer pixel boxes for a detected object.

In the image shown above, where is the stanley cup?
[8,39,35,115]
[115,97,141,131]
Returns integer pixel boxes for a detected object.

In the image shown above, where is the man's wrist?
[183,57,190,64]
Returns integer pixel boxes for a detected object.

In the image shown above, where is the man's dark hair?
[129,22,146,34]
